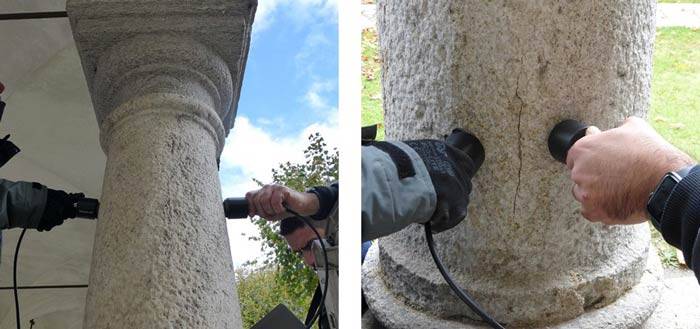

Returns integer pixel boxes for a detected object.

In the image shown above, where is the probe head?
[445,128,485,172]
[548,119,589,164]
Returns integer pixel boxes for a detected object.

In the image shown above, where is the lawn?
[650,28,700,159]
[361,27,700,267]
[649,27,700,266]
[361,28,384,140]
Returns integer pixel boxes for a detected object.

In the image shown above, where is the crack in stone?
[513,55,525,215]
[513,90,524,215]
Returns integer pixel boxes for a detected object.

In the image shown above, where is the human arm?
[361,141,437,241]
[566,117,694,223]
[0,179,47,230]
[244,183,337,221]
[0,179,82,231]
[361,136,478,241]
[566,117,700,281]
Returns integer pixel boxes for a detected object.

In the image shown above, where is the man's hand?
[567,117,694,225]
[245,184,320,221]
[403,139,477,233]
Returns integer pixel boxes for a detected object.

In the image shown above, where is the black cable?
[285,206,329,329]
[424,223,505,329]
[0,11,68,21]
[14,228,27,329]
[0,284,88,291]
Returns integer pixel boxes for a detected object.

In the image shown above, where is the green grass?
[237,268,313,329]
[361,26,700,267]
[650,28,700,160]
[361,28,385,140]
[649,27,700,267]
[658,0,700,3]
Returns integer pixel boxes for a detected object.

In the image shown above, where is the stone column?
[66,1,255,328]
[363,1,662,328]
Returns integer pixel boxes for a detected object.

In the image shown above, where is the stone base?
[640,270,700,329]
[362,244,664,329]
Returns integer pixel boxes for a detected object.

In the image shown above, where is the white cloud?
[253,0,337,33]
[304,80,335,111]
[221,114,338,266]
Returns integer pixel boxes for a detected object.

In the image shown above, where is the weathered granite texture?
[364,0,660,327]
[67,1,256,328]
[363,245,663,329]
[67,0,256,132]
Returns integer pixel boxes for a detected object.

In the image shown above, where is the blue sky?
[220,0,338,267]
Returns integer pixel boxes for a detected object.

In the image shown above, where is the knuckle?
[580,191,589,202]
[570,169,584,185]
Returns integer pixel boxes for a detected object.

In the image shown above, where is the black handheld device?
[223,197,249,219]
[445,128,485,171]
[76,197,100,219]
[547,119,589,164]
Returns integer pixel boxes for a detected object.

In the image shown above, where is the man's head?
[280,216,326,268]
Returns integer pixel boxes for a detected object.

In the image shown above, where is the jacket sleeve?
[361,141,437,242]
[0,179,48,230]
[657,165,700,283]
[308,182,339,221]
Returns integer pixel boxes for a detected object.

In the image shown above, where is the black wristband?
[308,183,338,221]
[659,166,700,251]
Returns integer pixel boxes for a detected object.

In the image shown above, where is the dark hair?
[280,217,305,236]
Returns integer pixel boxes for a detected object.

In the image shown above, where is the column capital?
[67,0,256,135]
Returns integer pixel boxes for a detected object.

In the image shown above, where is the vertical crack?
[513,56,525,215]
[513,90,524,215]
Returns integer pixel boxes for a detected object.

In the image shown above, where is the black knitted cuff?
[660,166,700,260]
[308,183,338,221]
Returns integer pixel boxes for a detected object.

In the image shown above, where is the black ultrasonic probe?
[548,119,590,164]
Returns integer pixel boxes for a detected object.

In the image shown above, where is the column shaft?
[84,95,241,328]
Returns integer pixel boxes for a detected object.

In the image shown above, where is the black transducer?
[548,119,590,164]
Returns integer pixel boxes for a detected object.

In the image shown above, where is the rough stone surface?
[364,260,700,329]
[363,244,664,329]
[67,0,256,132]
[67,1,255,328]
[84,95,241,328]
[641,270,700,328]
[366,0,660,327]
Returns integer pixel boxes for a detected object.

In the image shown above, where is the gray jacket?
[361,141,437,241]
[0,179,48,264]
